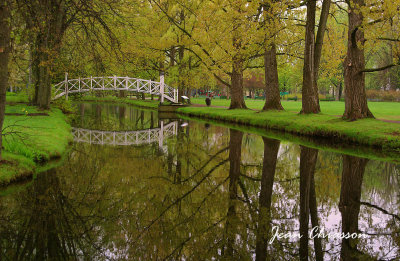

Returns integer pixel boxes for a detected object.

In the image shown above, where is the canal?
[0,102,399,260]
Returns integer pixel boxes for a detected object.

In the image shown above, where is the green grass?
[6,92,29,103]
[190,98,400,121]
[78,95,159,109]
[177,106,400,152]
[0,104,72,186]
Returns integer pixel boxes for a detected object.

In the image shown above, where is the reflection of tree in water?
[1,118,400,260]
[223,129,243,259]
[255,137,280,261]
[339,155,372,260]
[0,142,147,260]
[73,103,159,131]
[0,166,107,259]
[299,146,323,261]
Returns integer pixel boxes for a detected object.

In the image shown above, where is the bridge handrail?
[53,75,178,103]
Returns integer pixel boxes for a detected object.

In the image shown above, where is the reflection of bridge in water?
[72,121,178,147]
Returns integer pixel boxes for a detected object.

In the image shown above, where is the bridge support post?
[65,72,68,100]
[174,89,178,103]
[160,72,164,103]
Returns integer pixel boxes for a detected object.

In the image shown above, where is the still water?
[0,103,399,260]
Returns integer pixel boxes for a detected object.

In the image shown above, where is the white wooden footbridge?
[72,121,178,147]
[53,73,178,103]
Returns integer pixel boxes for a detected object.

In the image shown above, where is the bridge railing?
[53,75,178,103]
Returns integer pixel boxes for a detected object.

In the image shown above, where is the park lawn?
[177,106,400,151]
[190,98,400,121]
[5,92,29,103]
[0,104,72,186]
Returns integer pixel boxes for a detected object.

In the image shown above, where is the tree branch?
[361,64,398,73]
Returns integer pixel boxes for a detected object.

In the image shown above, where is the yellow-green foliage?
[0,105,72,185]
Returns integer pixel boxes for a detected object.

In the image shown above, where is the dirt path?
[378,119,400,124]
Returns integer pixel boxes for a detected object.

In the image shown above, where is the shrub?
[52,98,76,114]
[320,97,335,101]
[283,93,328,101]
[366,90,400,102]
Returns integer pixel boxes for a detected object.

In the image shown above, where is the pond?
[0,102,399,260]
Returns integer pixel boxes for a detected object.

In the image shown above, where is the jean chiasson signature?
[269,226,367,244]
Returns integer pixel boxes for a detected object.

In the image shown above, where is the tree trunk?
[119,90,127,98]
[343,0,374,120]
[338,81,343,101]
[35,40,53,110]
[27,45,33,102]
[170,47,176,66]
[301,0,321,114]
[339,155,368,260]
[314,0,331,83]
[255,137,280,261]
[263,43,283,111]
[229,58,247,109]
[29,1,66,110]
[178,45,185,103]
[32,39,52,109]
[299,146,319,261]
[0,1,10,160]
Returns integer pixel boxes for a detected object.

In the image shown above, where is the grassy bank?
[78,95,159,109]
[178,114,400,164]
[190,98,400,121]
[0,104,72,186]
[177,106,400,152]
